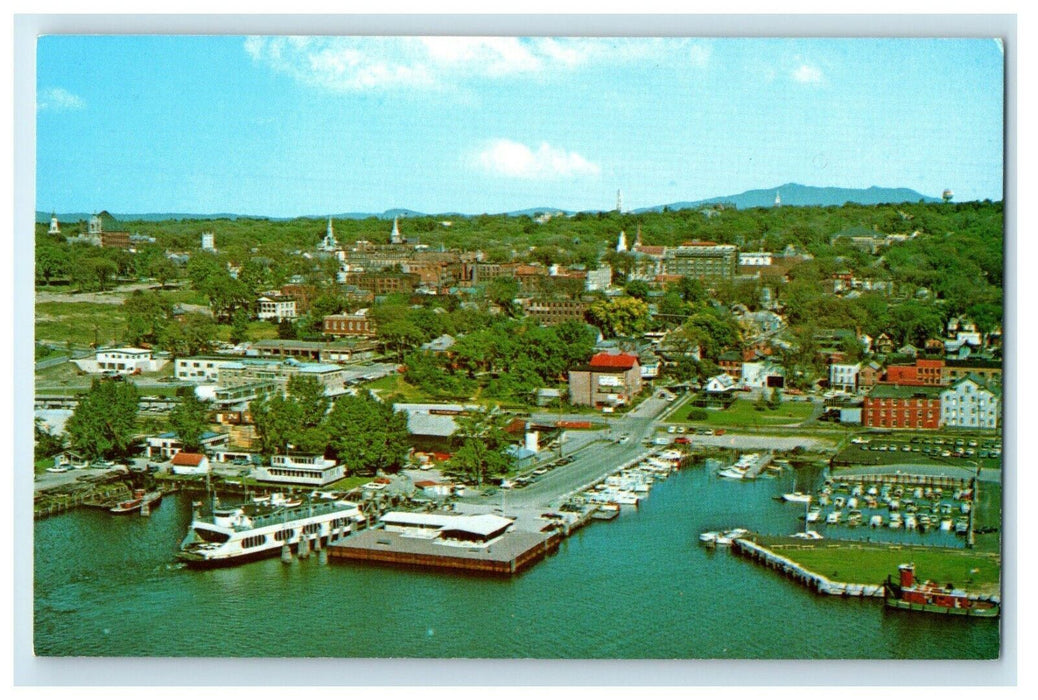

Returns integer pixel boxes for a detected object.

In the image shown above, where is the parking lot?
[833,434,1001,471]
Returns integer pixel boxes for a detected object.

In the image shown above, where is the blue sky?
[35,36,1004,217]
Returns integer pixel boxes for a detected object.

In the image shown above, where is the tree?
[168,392,212,452]
[65,379,140,460]
[446,407,513,485]
[159,313,218,356]
[147,255,178,288]
[229,308,251,345]
[123,290,174,346]
[324,392,410,475]
[587,296,650,337]
[624,279,651,300]
[34,418,64,461]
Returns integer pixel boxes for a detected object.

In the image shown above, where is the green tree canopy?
[65,379,140,460]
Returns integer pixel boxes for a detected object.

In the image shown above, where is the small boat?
[791,530,823,540]
[699,531,720,546]
[826,511,842,524]
[888,499,900,512]
[110,490,162,515]
[45,466,70,473]
[833,496,846,509]
[806,507,822,523]
[884,564,998,618]
[847,511,863,526]
[870,514,884,528]
[592,504,620,521]
[847,497,859,510]
[955,518,970,535]
[905,514,918,530]
[960,502,972,514]
[783,492,812,504]
[712,528,750,546]
[867,485,879,497]
[940,517,954,531]
[889,514,903,529]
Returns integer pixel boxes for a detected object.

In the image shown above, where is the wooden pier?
[730,537,886,598]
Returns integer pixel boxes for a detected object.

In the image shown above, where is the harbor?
[33,455,1000,659]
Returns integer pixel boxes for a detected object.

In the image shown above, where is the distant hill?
[36,184,945,224]
[635,183,941,213]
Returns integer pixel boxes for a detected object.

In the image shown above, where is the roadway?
[470,395,673,509]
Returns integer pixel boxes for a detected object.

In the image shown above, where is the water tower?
[942,189,954,203]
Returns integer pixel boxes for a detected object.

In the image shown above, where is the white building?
[256,295,297,322]
[585,266,612,292]
[253,454,345,486]
[146,431,228,460]
[201,232,215,251]
[741,362,785,389]
[170,452,211,476]
[48,215,61,234]
[704,373,737,394]
[72,347,169,375]
[829,363,861,393]
[738,251,773,266]
[940,376,1000,430]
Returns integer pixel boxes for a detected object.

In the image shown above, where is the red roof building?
[588,352,639,369]
[171,452,206,466]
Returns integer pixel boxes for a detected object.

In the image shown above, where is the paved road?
[472,396,673,509]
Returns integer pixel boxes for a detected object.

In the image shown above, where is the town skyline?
[36,36,1004,217]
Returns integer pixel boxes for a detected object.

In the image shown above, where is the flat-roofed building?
[73,347,168,375]
[323,311,376,338]
[256,295,297,322]
[862,384,942,430]
[253,454,345,486]
[522,298,588,326]
[662,242,738,281]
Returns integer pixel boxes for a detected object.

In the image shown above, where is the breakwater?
[730,537,885,597]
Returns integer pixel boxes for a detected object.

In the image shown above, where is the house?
[420,334,457,355]
[253,454,345,486]
[704,373,737,394]
[862,385,942,430]
[940,376,1000,430]
[874,333,895,354]
[568,353,642,408]
[829,363,861,393]
[146,431,228,459]
[72,347,168,375]
[858,361,882,389]
[170,452,211,476]
[256,295,298,323]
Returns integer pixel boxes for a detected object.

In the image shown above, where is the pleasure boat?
[783,492,813,504]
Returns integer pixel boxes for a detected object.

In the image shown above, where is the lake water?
[33,465,999,659]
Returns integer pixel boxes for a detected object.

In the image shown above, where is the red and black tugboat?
[884,563,999,618]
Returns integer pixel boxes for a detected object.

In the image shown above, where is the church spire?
[390,217,402,244]
[616,229,628,253]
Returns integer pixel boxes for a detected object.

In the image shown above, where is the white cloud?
[474,139,601,180]
[792,63,824,84]
[244,36,708,93]
[38,87,85,111]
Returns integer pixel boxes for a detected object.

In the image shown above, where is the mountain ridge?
[36,183,950,223]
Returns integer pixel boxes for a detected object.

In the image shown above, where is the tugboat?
[884,564,999,618]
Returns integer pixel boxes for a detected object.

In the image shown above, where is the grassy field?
[36,302,128,346]
[667,398,816,428]
[761,540,1001,593]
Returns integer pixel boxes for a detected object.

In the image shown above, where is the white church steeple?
[616,229,628,253]
[390,217,402,244]
[320,217,339,251]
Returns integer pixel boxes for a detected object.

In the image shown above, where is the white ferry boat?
[177,499,364,568]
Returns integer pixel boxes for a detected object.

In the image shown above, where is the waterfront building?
[940,375,1000,430]
[568,352,642,407]
[170,452,211,476]
[252,454,345,486]
[862,384,941,430]
[72,347,169,375]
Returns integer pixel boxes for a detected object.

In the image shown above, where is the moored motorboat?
[783,492,812,504]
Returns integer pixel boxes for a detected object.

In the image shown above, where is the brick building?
[882,358,945,386]
[522,298,588,326]
[568,353,643,407]
[323,312,377,338]
[862,385,942,430]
